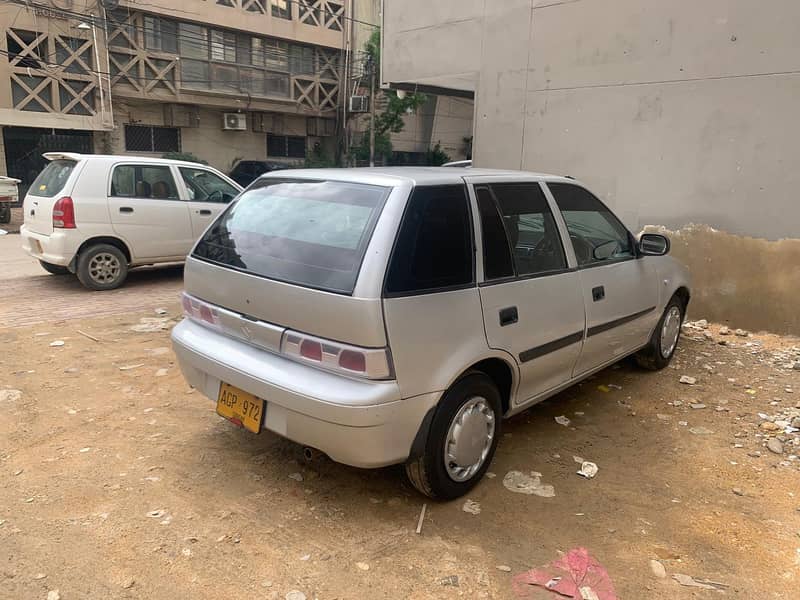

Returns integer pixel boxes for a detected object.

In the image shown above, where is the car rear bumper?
[20,225,79,267]
[171,318,439,468]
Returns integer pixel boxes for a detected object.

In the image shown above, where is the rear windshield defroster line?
[192,178,391,295]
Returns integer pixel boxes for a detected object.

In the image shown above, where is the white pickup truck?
[0,175,20,224]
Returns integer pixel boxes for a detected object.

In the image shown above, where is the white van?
[20,153,242,290]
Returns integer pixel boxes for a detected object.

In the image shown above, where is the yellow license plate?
[216,382,264,434]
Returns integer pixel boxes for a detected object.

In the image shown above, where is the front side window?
[475,186,514,280]
[548,182,633,267]
[193,179,389,294]
[179,167,239,203]
[385,185,473,295]
[484,183,566,277]
[111,165,179,200]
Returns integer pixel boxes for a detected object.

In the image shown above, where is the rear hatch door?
[23,155,82,235]
[185,177,392,347]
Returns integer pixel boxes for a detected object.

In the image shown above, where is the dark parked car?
[229,160,288,187]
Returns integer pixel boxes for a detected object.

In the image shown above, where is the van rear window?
[29,160,76,198]
[192,179,389,294]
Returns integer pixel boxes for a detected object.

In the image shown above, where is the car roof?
[257,166,573,187]
[42,152,214,168]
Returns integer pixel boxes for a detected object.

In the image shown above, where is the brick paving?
[0,234,183,327]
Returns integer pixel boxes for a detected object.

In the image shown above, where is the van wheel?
[635,296,685,370]
[0,205,10,224]
[39,260,69,275]
[76,244,128,291]
[405,372,501,500]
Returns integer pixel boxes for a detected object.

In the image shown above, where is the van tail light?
[181,292,219,328]
[282,331,392,380]
[52,196,76,228]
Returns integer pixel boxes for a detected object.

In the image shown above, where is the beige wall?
[382,0,800,333]
[108,100,309,172]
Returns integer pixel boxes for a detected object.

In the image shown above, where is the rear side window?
[475,186,514,280]
[29,160,76,198]
[385,185,473,296]
[489,183,567,276]
[193,179,389,294]
[111,165,179,200]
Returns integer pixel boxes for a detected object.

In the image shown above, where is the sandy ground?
[1,236,799,599]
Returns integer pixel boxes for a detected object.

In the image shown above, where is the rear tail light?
[52,196,76,229]
[180,293,392,380]
[282,331,392,380]
[181,292,219,328]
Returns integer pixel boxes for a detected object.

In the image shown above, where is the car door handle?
[592,286,605,302]
[119,206,134,213]
[197,209,212,216]
[499,306,518,327]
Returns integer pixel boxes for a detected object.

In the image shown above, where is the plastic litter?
[502,471,555,497]
[512,547,617,599]
[577,462,599,479]
[555,415,571,427]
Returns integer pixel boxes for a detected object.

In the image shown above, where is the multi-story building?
[0,0,346,195]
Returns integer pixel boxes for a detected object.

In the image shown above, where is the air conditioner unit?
[349,95,369,113]
[223,113,247,131]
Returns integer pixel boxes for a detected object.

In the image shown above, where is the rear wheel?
[76,244,128,291]
[0,205,10,224]
[39,260,69,275]
[635,296,685,370]
[405,372,501,500]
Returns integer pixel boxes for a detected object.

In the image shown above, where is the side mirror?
[639,233,670,256]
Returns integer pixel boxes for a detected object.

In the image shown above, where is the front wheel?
[76,244,129,291]
[405,372,501,500]
[0,205,10,224]
[39,260,69,275]
[635,296,685,370]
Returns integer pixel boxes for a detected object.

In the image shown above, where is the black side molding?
[587,306,656,338]
[519,331,584,363]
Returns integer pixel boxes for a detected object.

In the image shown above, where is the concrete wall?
[383,0,800,333]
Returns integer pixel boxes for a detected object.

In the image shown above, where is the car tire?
[39,260,69,275]
[405,372,502,500]
[76,244,129,291]
[0,205,10,224]
[635,295,685,371]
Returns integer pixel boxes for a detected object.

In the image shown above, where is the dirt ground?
[1,236,799,599]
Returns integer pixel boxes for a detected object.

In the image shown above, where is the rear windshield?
[29,160,76,198]
[193,178,390,294]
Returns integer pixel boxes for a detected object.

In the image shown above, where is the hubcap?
[88,252,121,284]
[660,306,682,358]
[444,396,495,482]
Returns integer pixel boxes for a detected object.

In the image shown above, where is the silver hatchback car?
[172,168,690,499]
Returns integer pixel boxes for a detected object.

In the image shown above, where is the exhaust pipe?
[303,447,324,462]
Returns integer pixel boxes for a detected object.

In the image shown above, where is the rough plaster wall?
[646,225,800,335]
[513,0,800,240]
[381,0,481,90]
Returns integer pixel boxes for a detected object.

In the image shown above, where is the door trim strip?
[519,331,584,363]
[587,306,657,338]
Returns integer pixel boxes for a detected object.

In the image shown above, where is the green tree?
[352,30,426,163]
